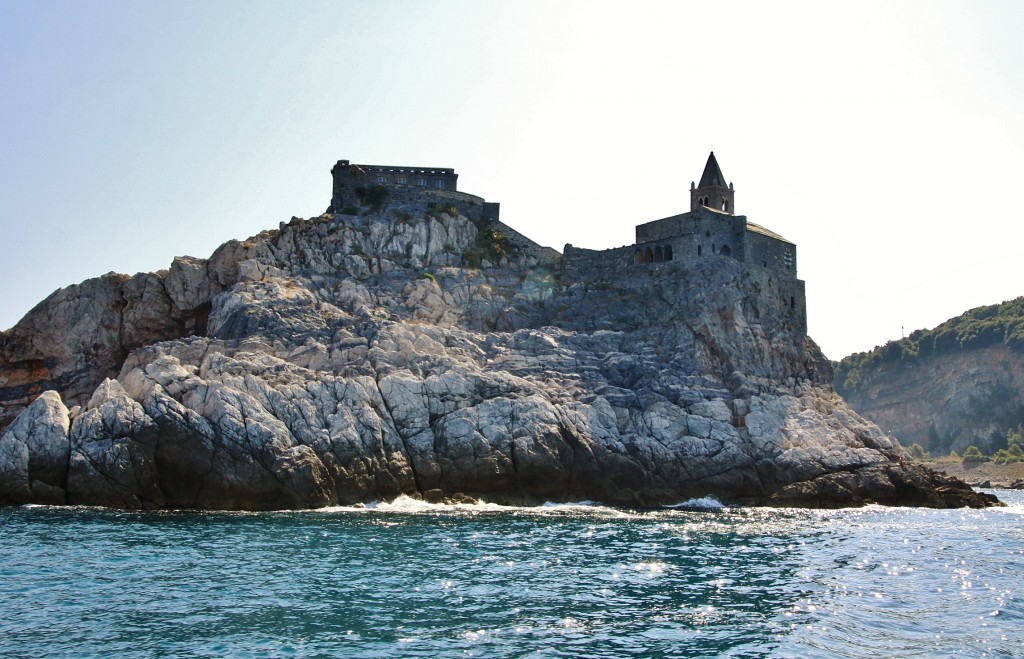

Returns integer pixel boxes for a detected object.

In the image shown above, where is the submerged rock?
[0,203,998,510]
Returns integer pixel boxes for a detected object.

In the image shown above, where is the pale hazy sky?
[2,0,1022,361]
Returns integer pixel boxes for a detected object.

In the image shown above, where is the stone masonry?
[327,154,806,335]
[564,152,806,335]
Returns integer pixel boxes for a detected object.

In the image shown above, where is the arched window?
[722,200,728,211]
[635,250,644,265]
[719,244,732,257]
[645,248,653,263]
[654,246,663,262]
[664,245,673,261]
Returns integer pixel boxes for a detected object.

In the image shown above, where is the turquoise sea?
[1,491,1021,658]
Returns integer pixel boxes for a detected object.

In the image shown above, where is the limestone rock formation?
[0,201,996,509]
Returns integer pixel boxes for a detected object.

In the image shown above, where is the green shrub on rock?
[907,443,928,460]
[962,445,987,463]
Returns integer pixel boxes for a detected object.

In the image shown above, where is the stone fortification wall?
[746,229,797,278]
[414,188,493,222]
[774,277,807,336]
[563,242,806,335]
[340,185,495,225]
[635,214,688,243]
[563,244,637,278]
[330,160,461,215]
[492,221,561,268]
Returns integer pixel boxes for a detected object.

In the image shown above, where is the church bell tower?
[690,151,735,214]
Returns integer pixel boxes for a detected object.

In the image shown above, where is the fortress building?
[328,159,500,222]
[563,152,807,334]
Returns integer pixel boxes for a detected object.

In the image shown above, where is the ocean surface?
[0,491,1021,658]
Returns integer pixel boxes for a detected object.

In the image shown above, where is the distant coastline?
[923,459,1024,489]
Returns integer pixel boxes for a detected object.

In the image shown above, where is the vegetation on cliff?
[835,297,1024,457]
[835,297,1024,395]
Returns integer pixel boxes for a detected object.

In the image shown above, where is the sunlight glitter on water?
[0,491,1021,657]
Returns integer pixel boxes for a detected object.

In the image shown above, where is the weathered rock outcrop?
[0,200,996,509]
[0,248,247,430]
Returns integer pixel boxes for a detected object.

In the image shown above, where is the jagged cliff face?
[837,344,1024,454]
[0,200,993,509]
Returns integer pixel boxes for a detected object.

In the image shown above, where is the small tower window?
[417,178,427,186]
[377,176,387,183]
[697,245,702,256]
[664,245,673,261]
[397,177,408,185]
[434,180,446,189]
[655,246,664,262]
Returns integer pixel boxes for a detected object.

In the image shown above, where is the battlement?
[333,160,457,182]
[329,159,462,215]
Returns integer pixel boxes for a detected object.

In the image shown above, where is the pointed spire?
[690,151,735,213]
[698,151,727,189]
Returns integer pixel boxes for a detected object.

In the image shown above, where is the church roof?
[746,222,793,244]
[697,151,728,188]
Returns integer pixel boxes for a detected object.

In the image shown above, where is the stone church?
[563,152,806,334]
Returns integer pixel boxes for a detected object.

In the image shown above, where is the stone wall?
[492,221,561,269]
[746,229,797,278]
[635,208,746,264]
[690,183,734,214]
[635,214,688,243]
[337,185,493,225]
[330,160,461,214]
[775,277,807,336]
[563,242,807,336]
[563,244,637,278]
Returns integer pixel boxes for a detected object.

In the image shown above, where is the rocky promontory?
[0,194,996,509]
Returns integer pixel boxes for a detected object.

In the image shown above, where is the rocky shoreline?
[922,460,1024,490]
[0,203,999,510]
